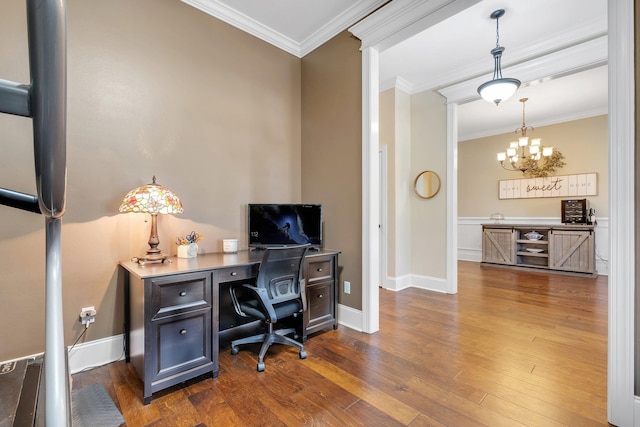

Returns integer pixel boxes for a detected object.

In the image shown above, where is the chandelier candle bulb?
[496,98,565,177]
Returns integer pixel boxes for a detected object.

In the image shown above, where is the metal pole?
[26,0,69,425]
[45,217,70,426]
[27,0,67,219]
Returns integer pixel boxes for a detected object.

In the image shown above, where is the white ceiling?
[182,0,609,141]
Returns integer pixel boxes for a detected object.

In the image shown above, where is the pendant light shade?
[478,10,520,106]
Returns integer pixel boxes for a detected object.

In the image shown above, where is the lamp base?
[131,250,172,266]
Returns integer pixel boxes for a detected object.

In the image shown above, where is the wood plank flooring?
[72,261,609,426]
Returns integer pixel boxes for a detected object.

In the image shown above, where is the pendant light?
[477,9,520,106]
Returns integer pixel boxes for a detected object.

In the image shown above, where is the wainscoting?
[458,217,609,275]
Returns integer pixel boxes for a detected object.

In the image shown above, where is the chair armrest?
[229,282,251,317]
[299,278,307,312]
[231,283,278,323]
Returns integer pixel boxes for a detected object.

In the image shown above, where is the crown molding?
[299,0,389,57]
[458,106,609,141]
[380,76,413,93]
[349,0,481,52]
[438,36,608,105]
[182,0,300,56]
[182,0,388,58]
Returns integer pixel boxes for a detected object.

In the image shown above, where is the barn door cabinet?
[482,224,596,276]
[482,227,515,265]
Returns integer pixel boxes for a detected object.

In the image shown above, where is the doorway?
[351,0,635,424]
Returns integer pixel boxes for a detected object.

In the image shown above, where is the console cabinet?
[482,224,596,275]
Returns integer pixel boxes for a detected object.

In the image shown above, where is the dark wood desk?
[120,249,339,404]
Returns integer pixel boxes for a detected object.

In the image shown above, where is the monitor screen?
[248,204,322,248]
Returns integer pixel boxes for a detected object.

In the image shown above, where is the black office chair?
[229,244,310,372]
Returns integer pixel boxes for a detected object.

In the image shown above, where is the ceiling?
[181,0,609,141]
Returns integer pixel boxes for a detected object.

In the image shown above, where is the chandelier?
[497,98,558,175]
[477,9,520,106]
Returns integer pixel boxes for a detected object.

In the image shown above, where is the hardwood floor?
[72,261,609,426]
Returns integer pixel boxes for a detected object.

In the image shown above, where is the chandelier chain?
[515,98,534,136]
[495,14,500,48]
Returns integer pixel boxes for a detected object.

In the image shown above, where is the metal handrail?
[0,0,70,425]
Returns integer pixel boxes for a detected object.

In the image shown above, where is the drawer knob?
[179,329,187,335]
[317,268,323,272]
[317,294,323,298]
[179,291,187,297]
[230,272,237,276]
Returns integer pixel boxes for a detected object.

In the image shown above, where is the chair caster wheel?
[257,362,265,372]
[299,350,307,359]
[230,346,239,355]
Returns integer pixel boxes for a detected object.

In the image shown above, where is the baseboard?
[0,335,125,376]
[382,274,411,291]
[67,334,125,374]
[458,247,481,262]
[337,303,363,332]
[410,274,448,293]
[382,273,448,293]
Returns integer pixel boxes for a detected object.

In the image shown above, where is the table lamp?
[119,176,183,265]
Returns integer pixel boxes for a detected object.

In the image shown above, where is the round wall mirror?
[414,170,441,199]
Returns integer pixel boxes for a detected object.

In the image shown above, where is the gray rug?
[72,382,124,427]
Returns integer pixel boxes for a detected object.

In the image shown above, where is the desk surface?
[120,248,340,280]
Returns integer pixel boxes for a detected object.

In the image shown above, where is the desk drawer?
[306,256,334,283]
[214,265,256,283]
[306,281,334,330]
[151,272,211,318]
[151,309,212,383]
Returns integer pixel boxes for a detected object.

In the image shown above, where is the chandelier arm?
[500,160,528,173]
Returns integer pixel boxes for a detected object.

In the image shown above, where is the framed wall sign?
[498,173,597,200]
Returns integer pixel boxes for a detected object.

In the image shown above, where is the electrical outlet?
[79,306,96,325]
[344,281,351,294]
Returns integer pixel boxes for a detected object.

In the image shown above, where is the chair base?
[230,324,306,372]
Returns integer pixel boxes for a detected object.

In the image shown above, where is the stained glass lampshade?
[119,176,183,265]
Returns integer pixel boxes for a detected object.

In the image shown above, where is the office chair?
[229,244,310,372]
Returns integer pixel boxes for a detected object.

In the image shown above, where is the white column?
[607,0,635,425]
[446,102,458,294]
[362,46,380,334]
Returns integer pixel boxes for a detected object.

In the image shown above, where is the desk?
[120,249,340,404]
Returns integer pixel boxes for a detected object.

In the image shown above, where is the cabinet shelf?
[516,251,548,258]
[516,239,549,245]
